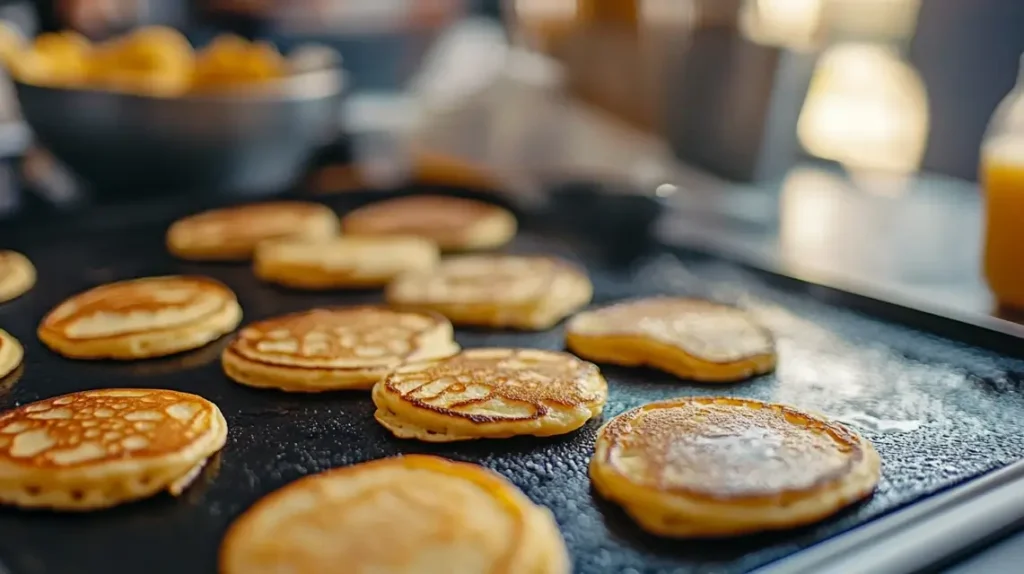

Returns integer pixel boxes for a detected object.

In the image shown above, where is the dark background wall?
[911,0,1024,181]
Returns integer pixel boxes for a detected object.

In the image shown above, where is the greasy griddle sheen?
[566,297,776,382]
[0,389,227,511]
[372,348,607,442]
[222,306,460,392]
[340,195,518,251]
[38,275,242,360]
[386,255,593,330]
[220,455,569,574]
[591,397,881,537]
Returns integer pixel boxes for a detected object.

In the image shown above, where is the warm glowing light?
[739,0,824,50]
[797,43,929,174]
[513,0,579,22]
[779,166,848,260]
[510,0,580,50]
[640,0,696,27]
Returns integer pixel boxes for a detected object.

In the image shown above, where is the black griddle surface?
[2,199,1024,574]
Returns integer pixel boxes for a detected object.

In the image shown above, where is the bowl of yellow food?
[6,27,346,198]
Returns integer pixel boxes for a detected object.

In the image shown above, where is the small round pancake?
[372,348,607,442]
[386,255,593,330]
[591,397,881,537]
[0,250,36,303]
[253,236,440,290]
[0,388,227,511]
[341,195,517,251]
[166,201,339,261]
[222,306,461,392]
[220,455,569,574]
[0,329,24,380]
[566,297,776,382]
[38,275,242,360]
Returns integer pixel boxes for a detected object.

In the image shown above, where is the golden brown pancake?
[412,150,502,189]
[220,455,569,574]
[372,348,607,442]
[0,250,36,303]
[0,329,24,380]
[590,397,881,537]
[253,236,440,290]
[222,306,460,392]
[38,275,242,360]
[566,297,776,382]
[166,201,339,261]
[386,255,592,330]
[341,195,517,251]
[0,388,227,510]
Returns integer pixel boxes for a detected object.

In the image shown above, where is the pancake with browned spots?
[590,397,881,537]
[0,388,226,510]
[0,250,36,303]
[222,306,460,392]
[567,297,776,382]
[386,255,592,330]
[167,201,339,261]
[220,455,569,574]
[372,348,607,442]
[38,275,242,360]
[0,329,23,379]
[254,236,439,290]
[341,195,517,251]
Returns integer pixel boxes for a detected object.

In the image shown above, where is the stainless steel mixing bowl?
[14,67,347,198]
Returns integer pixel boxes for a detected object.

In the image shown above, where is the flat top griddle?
[1,191,1023,574]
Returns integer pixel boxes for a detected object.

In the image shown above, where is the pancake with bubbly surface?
[166,201,339,261]
[566,297,776,382]
[253,236,439,290]
[341,195,517,251]
[386,255,592,330]
[0,250,36,303]
[223,306,460,392]
[372,348,607,442]
[220,455,569,574]
[0,388,227,510]
[590,397,881,537]
[38,275,242,360]
[0,329,23,379]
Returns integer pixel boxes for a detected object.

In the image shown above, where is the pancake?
[590,397,881,537]
[372,348,607,442]
[566,297,776,382]
[38,275,242,360]
[222,306,460,392]
[0,388,227,510]
[253,236,440,290]
[0,250,36,303]
[340,195,517,251]
[166,201,339,261]
[0,329,24,380]
[220,455,569,574]
[386,255,592,330]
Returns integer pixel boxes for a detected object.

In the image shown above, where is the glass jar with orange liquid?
[982,55,1024,309]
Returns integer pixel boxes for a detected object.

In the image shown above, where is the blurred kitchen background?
[2,0,1024,328]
